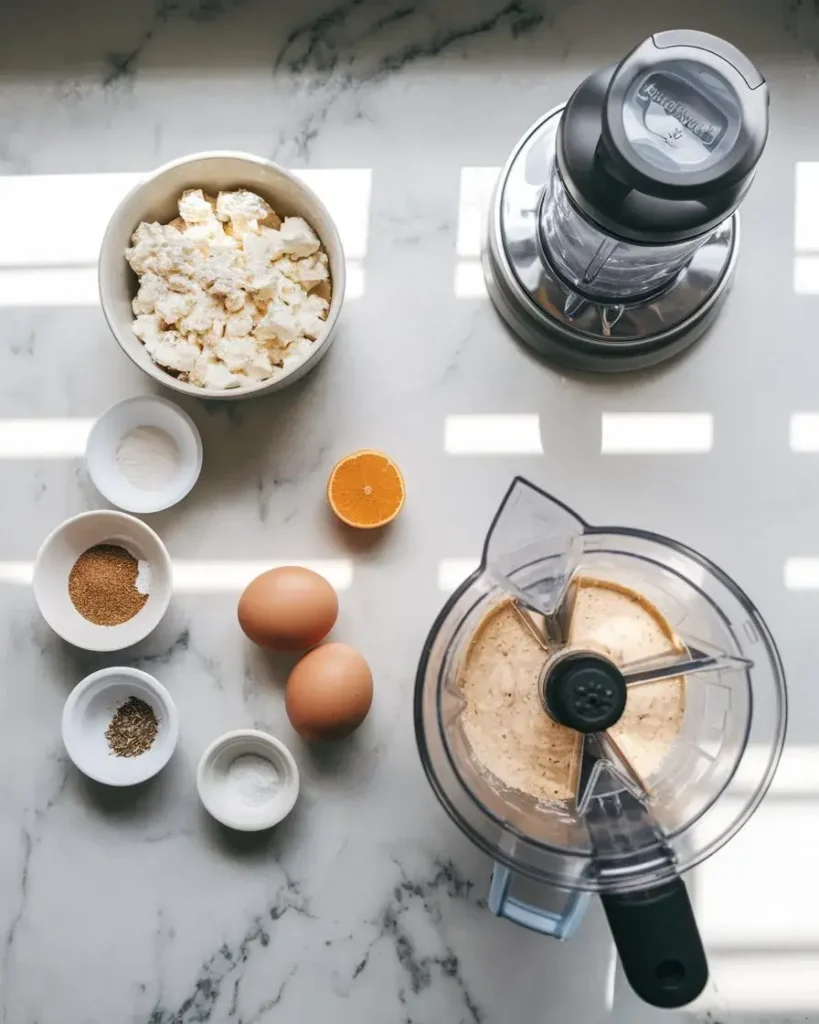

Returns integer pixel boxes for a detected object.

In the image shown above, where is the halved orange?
[327,450,405,529]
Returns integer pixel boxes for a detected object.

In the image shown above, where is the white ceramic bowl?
[33,510,173,651]
[197,729,299,831]
[98,151,346,400]
[86,395,203,513]
[62,667,179,786]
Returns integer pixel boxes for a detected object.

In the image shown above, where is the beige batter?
[458,578,686,803]
[458,600,582,802]
[568,577,686,784]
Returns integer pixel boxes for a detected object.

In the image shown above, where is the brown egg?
[238,566,338,651]
[286,643,373,741]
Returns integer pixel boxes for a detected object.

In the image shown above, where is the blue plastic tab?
[487,863,591,940]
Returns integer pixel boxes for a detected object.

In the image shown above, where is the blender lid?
[557,30,769,244]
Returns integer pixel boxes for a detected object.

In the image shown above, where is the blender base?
[484,108,739,373]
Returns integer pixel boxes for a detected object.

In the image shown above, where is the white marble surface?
[1,0,819,1021]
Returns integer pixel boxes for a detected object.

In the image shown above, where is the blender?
[415,478,787,1008]
[484,30,769,371]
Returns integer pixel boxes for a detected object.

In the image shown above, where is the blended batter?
[458,577,686,803]
[458,599,582,802]
[568,577,686,784]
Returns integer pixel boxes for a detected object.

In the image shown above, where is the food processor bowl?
[415,479,786,1008]
[539,160,712,303]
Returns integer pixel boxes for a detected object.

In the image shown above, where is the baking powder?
[116,426,180,491]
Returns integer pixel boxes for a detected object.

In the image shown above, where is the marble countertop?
[1,0,818,1021]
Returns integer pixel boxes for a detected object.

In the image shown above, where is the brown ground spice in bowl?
[68,544,148,626]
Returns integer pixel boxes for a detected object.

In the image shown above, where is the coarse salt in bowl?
[197,729,299,831]
[33,510,172,652]
[98,151,346,401]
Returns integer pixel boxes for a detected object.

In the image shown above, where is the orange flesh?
[328,450,405,528]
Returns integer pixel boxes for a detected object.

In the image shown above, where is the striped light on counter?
[0,559,354,592]
[444,414,542,455]
[601,413,713,454]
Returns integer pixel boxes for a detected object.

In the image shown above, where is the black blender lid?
[556,30,769,244]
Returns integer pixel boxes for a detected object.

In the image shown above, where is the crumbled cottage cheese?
[125,189,331,390]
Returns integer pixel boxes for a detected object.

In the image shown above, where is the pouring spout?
[483,477,587,569]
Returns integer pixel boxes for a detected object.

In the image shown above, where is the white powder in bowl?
[116,426,180,491]
[135,560,152,596]
[226,753,281,807]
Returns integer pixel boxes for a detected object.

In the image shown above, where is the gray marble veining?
[0,0,818,1021]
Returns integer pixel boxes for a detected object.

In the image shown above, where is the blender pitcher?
[415,479,787,1008]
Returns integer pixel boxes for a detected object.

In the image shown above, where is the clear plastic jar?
[539,160,711,302]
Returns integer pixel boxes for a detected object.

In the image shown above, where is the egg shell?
[286,643,373,741]
[238,566,338,652]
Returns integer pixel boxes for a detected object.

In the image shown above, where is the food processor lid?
[557,30,769,244]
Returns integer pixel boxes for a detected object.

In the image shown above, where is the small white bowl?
[33,510,172,651]
[99,151,346,401]
[197,729,299,831]
[86,396,203,514]
[62,667,179,786]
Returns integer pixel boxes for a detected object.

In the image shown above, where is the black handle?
[602,879,708,1008]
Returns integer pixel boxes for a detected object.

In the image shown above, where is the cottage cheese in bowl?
[125,188,331,390]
